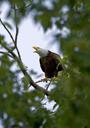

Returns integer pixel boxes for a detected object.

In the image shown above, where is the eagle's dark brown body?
[39,51,63,78]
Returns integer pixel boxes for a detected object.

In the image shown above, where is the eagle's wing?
[39,52,64,78]
[39,57,46,72]
[51,52,64,71]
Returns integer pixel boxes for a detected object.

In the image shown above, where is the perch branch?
[11,52,50,96]
[35,78,50,83]
[0,42,50,96]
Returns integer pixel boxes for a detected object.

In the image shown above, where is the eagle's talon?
[35,78,50,84]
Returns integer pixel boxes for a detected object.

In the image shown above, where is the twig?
[14,5,18,46]
[13,4,21,60]
[0,17,21,60]
[35,78,50,83]
[0,51,13,58]
[0,19,15,43]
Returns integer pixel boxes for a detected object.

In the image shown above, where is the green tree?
[0,0,90,128]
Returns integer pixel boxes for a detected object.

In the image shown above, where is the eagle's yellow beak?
[32,46,40,53]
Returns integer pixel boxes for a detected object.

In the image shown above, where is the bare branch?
[31,80,50,96]
[0,17,21,60]
[13,4,21,60]
[14,7,19,46]
[0,19,15,43]
[0,43,50,96]
[12,52,50,96]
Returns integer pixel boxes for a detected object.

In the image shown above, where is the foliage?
[0,0,90,128]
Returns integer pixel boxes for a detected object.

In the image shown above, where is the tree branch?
[0,5,50,96]
[0,42,50,96]
[0,18,21,60]
[0,51,13,58]
[14,4,21,60]
[11,51,50,96]
[0,18,15,43]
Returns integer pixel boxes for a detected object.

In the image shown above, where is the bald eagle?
[33,46,63,78]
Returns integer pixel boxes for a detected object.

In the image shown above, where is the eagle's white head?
[33,46,49,57]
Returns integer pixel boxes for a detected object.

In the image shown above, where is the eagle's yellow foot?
[35,78,50,84]
[45,77,57,90]
[45,81,52,90]
[42,77,51,82]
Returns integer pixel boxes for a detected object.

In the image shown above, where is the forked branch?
[0,16,50,96]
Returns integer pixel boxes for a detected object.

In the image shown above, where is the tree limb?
[0,18,21,60]
[0,42,50,96]
[14,4,21,60]
[0,7,50,96]
[11,51,50,96]
[0,18,15,43]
